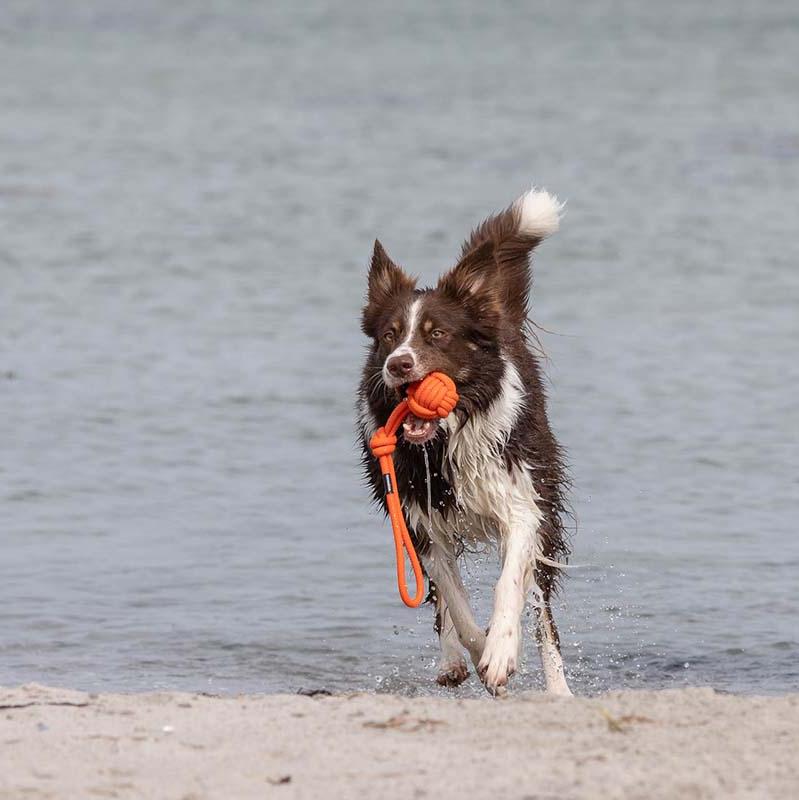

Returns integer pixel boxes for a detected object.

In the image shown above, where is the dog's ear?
[367,240,415,304]
[361,240,416,337]
[437,240,502,319]
[456,188,563,324]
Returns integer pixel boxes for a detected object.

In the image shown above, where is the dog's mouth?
[402,413,439,446]
[392,382,440,445]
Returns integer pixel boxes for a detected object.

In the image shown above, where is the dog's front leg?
[423,543,485,670]
[432,589,470,687]
[478,510,539,696]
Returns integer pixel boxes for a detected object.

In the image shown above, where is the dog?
[357,187,572,696]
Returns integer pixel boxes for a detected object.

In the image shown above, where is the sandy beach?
[1,684,797,799]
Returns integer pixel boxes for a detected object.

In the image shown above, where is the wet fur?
[356,188,572,694]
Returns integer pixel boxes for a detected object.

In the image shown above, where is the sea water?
[1,0,797,695]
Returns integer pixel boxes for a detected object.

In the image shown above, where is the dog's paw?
[436,659,470,688]
[477,626,519,696]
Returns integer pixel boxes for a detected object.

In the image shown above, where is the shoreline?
[1,683,797,799]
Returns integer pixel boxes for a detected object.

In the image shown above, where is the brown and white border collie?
[357,187,572,696]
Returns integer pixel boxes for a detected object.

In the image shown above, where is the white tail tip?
[514,188,564,238]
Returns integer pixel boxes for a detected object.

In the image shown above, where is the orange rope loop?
[368,372,459,607]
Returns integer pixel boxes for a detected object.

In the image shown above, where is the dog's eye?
[431,329,446,339]
[383,331,395,343]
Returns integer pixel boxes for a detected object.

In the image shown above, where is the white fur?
[422,543,485,667]
[478,516,539,695]
[356,394,378,439]
[406,358,533,547]
[407,356,571,694]
[378,351,571,695]
[381,297,422,386]
[442,359,545,560]
[437,603,467,668]
[435,592,472,684]
[514,188,564,239]
[537,606,573,696]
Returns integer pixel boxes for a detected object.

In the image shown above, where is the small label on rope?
[383,474,393,495]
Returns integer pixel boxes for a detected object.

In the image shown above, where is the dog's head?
[361,188,562,444]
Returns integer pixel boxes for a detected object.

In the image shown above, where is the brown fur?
[357,192,572,688]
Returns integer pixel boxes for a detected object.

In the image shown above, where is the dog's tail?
[459,187,564,323]
[463,187,563,253]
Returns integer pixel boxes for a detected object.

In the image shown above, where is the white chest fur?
[406,358,544,555]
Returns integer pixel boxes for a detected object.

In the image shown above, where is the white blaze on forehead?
[391,296,422,359]
[381,296,423,385]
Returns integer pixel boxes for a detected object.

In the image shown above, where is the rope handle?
[368,373,459,607]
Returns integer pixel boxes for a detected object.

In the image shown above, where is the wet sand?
[1,684,797,799]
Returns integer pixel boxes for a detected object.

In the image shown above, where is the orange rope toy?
[368,372,459,608]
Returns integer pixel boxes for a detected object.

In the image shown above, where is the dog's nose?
[387,355,415,379]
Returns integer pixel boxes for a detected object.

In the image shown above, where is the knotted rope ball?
[406,372,459,420]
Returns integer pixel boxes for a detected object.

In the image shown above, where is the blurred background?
[1,1,797,696]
